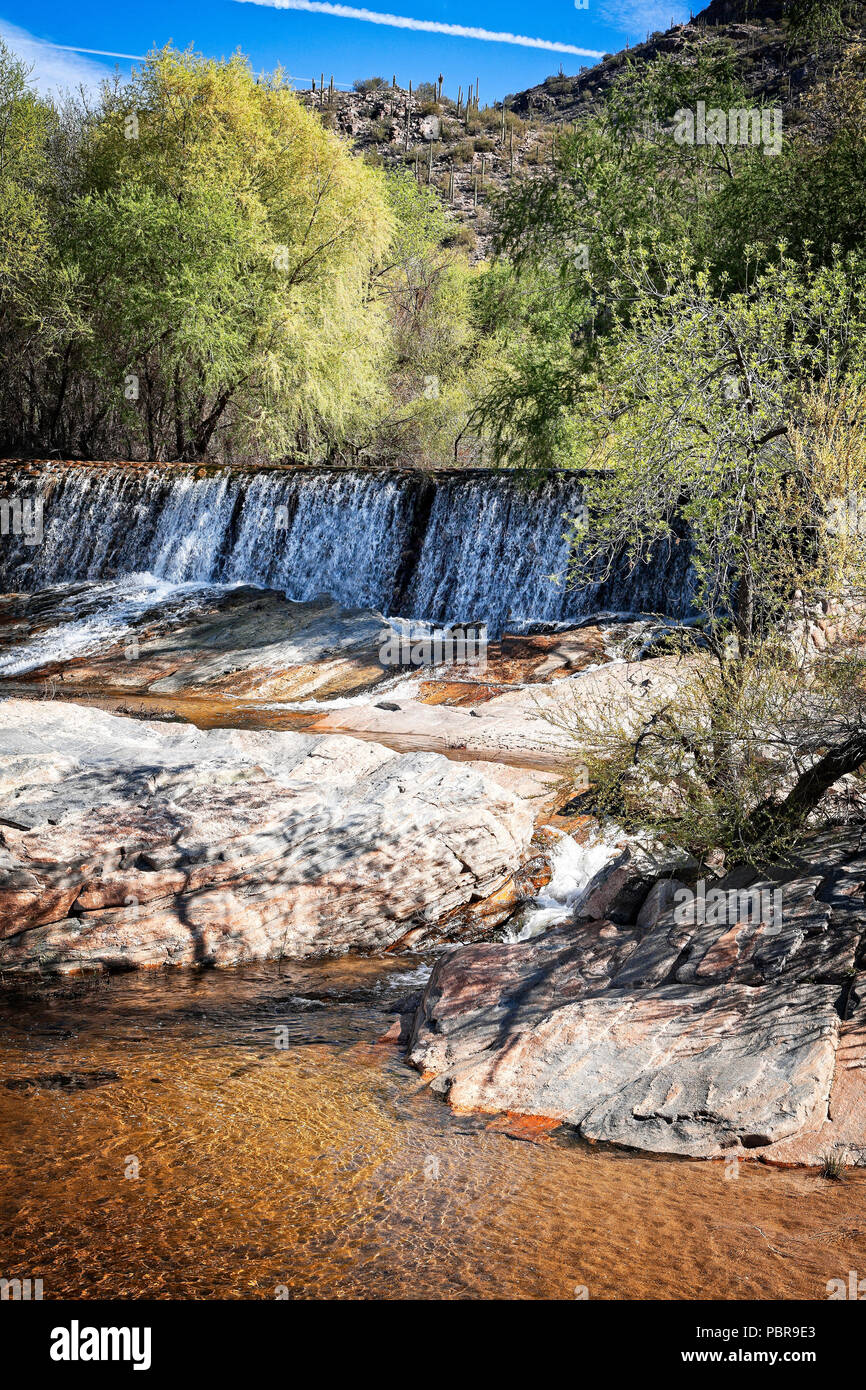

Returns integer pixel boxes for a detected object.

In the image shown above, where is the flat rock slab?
[0,581,608,709]
[410,828,866,1161]
[0,585,394,703]
[0,699,534,975]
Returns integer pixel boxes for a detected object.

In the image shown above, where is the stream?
[0,955,863,1300]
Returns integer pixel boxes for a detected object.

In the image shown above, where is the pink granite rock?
[0,699,534,974]
[410,828,866,1161]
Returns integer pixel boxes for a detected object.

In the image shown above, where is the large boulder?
[409,829,866,1161]
[0,699,534,975]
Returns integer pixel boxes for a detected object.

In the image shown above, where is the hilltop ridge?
[296,0,866,253]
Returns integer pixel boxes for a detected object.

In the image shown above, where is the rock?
[409,851,553,946]
[760,972,866,1168]
[0,585,396,704]
[409,828,866,1161]
[0,699,534,976]
[0,578,683,773]
[635,878,688,931]
[577,851,654,925]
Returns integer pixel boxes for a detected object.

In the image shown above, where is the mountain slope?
[296,1,866,253]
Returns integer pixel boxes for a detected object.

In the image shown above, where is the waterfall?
[0,464,695,635]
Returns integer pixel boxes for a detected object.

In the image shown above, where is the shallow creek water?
[1,955,864,1301]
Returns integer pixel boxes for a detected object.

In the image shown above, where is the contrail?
[30,41,147,61]
[234,0,604,57]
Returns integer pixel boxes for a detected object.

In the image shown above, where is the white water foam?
[506,829,623,941]
[0,575,224,676]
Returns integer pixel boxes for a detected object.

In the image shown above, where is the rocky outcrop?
[0,585,396,704]
[409,828,866,1162]
[0,582,610,709]
[0,699,534,976]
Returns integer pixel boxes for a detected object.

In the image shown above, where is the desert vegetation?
[2,9,866,858]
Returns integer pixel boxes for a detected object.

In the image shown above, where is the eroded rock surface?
[0,699,534,975]
[410,828,866,1161]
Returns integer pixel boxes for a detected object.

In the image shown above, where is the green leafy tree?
[477,48,767,468]
[555,248,866,857]
[1,45,393,460]
[371,171,490,465]
[574,248,866,647]
[713,48,866,274]
[0,41,52,303]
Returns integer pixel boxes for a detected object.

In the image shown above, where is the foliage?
[573,248,866,646]
[550,636,866,864]
[474,45,866,857]
[0,40,53,304]
[0,45,393,460]
[370,170,492,465]
[787,0,848,43]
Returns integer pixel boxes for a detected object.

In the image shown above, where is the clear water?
[0,957,862,1301]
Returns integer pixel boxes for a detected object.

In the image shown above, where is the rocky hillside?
[510,1,866,120]
[296,1,866,255]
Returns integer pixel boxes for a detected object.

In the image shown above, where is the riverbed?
[1,465,864,1300]
[0,955,863,1301]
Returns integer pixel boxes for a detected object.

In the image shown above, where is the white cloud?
[0,19,142,95]
[598,2,690,39]
[234,0,605,57]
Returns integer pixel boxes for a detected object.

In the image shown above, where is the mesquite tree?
[0,46,393,461]
[559,247,866,857]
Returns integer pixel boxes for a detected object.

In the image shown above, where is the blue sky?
[1,1,691,102]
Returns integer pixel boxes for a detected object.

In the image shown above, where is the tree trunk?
[746,729,866,842]
[735,504,757,655]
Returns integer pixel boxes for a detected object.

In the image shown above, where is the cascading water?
[0,464,695,635]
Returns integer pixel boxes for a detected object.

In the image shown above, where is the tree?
[477,47,765,468]
[552,250,866,857]
[712,49,866,275]
[0,41,52,304]
[370,171,490,465]
[573,249,866,644]
[474,39,866,859]
[0,45,393,461]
